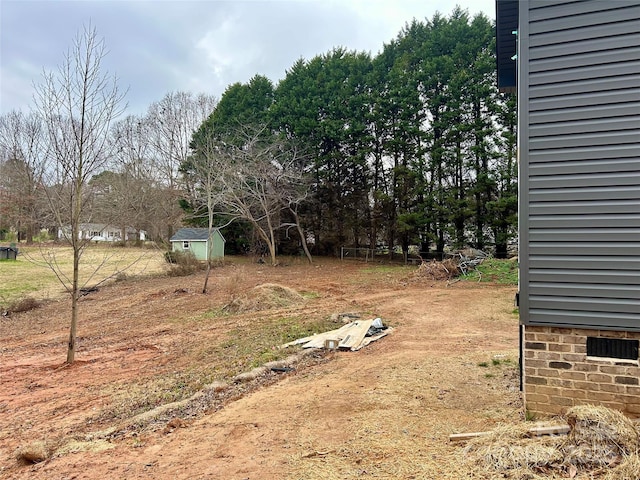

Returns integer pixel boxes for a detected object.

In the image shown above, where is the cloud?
[0,0,496,116]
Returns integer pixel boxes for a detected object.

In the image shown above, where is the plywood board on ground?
[338,319,374,350]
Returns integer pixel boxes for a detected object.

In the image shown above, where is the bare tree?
[283,187,314,264]
[34,25,126,363]
[181,129,232,293]
[145,91,216,241]
[0,110,47,242]
[91,114,155,242]
[216,126,312,266]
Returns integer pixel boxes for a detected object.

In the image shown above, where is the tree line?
[0,90,216,245]
[0,7,517,262]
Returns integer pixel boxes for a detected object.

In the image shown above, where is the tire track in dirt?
[2,261,518,479]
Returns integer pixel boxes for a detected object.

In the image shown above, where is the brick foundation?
[523,326,640,417]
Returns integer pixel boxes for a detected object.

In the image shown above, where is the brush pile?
[413,258,461,280]
[462,405,640,479]
[412,249,489,281]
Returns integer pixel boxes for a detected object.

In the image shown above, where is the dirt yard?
[0,257,521,479]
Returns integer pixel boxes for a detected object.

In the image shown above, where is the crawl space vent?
[587,337,639,361]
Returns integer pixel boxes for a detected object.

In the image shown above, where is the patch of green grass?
[200,307,231,319]
[479,356,516,372]
[0,245,166,309]
[203,315,336,374]
[300,290,320,299]
[98,314,338,422]
[492,357,515,367]
[361,264,408,274]
[461,258,518,285]
[0,257,54,308]
[96,372,204,421]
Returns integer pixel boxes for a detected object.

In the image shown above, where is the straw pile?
[561,405,640,470]
[15,441,52,464]
[462,405,640,479]
[224,283,304,313]
[462,423,562,476]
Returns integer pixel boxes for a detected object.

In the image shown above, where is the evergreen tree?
[273,49,373,254]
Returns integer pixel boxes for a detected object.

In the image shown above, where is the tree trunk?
[67,292,78,363]
[202,260,211,294]
[255,224,277,266]
[290,208,312,264]
[494,226,509,259]
[436,228,445,256]
[267,240,277,266]
[67,240,80,363]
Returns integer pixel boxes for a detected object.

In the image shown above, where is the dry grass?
[17,434,125,465]
[603,454,640,480]
[562,405,639,469]
[15,441,53,465]
[287,351,522,480]
[88,350,327,440]
[462,405,640,479]
[463,424,563,477]
[1,245,167,308]
[220,265,249,301]
[55,439,115,455]
[5,296,41,314]
[92,305,337,430]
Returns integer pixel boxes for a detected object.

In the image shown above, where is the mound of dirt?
[224,283,305,313]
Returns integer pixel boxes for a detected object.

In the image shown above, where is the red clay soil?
[0,258,520,479]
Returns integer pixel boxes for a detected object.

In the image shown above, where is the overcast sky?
[1,0,495,116]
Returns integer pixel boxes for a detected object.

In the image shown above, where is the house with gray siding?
[509,0,640,416]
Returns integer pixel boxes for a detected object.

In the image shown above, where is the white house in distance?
[58,223,147,242]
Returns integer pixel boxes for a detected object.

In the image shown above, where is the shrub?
[32,229,52,242]
[166,251,205,277]
[5,296,41,315]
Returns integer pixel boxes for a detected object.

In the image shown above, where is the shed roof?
[170,228,224,242]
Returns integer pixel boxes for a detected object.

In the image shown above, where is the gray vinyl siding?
[519,0,640,331]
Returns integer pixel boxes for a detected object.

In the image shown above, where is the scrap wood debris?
[447,248,490,275]
[456,405,640,479]
[413,249,490,281]
[281,317,391,351]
